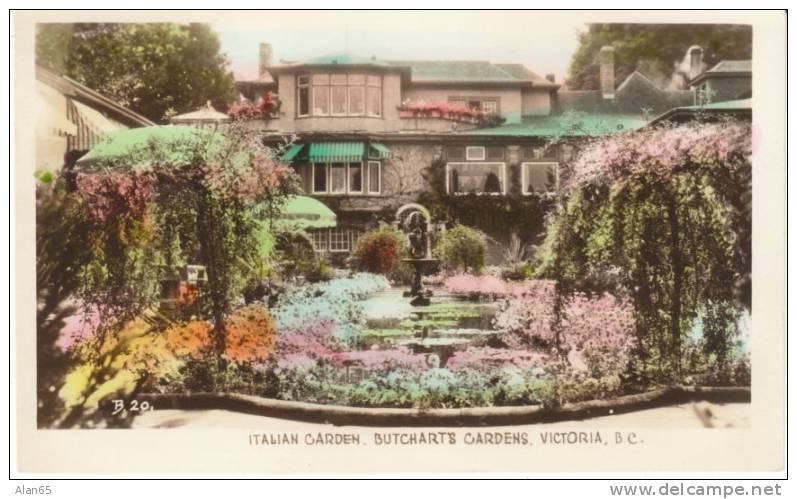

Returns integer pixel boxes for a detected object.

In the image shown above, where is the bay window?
[447,162,506,195]
[297,73,383,117]
[310,162,375,195]
[310,230,327,252]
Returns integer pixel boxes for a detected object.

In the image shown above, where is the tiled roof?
[706,60,752,74]
[462,113,648,137]
[557,71,694,116]
[494,63,559,88]
[387,60,522,83]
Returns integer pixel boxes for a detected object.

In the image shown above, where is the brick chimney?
[600,45,615,99]
[688,45,704,80]
[259,43,273,78]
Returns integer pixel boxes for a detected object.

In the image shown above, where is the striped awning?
[308,142,365,163]
[282,143,305,161]
[369,142,392,159]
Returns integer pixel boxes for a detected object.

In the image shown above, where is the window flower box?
[397,100,504,128]
[229,91,281,120]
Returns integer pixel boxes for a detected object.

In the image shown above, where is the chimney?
[600,45,615,99]
[688,45,704,81]
[259,43,273,77]
[545,73,556,83]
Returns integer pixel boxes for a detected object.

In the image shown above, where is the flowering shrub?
[224,305,278,362]
[227,91,279,120]
[163,304,277,363]
[435,225,486,272]
[560,293,635,378]
[569,121,751,190]
[443,273,533,300]
[493,280,558,345]
[272,273,390,344]
[353,225,404,275]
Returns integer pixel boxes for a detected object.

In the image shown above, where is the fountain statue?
[400,208,439,306]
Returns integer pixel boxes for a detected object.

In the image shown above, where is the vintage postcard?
[11,9,786,476]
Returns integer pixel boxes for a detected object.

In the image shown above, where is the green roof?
[387,60,521,83]
[303,53,392,67]
[683,98,751,111]
[464,114,648,137]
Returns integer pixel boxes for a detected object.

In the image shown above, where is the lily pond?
[359,290,500,366]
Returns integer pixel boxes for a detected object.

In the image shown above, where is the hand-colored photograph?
[31,14,758,434]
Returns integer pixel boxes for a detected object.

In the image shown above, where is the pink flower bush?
[76,171,156,222]
[560,292,635,378]
[444,274,541,299]
[569,122,752,190]
[493,280,558,345]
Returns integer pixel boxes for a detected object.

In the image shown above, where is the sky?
[213,11,588,83]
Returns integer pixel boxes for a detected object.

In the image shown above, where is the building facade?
[234,43,749,264]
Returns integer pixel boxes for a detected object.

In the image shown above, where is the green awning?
[308,142,364,163]
[282,143,305,161]
[369,143,392,159]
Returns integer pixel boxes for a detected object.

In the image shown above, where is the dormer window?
[298,73,383,118]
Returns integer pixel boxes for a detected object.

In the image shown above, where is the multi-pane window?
[329,229,350,252]
[449,97,500,115]
[447,162,506,195]
[310,230,327,252]
[311,162,375,195]
[299,73,382,117]
[312,74,330,115]
[350,229,364,250]
[368,161,381,194]
[521,162,558,194]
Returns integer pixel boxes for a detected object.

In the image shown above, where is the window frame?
[466,146,486,161]
[310,230,328,253]
[520,161,559,195]
[367,160,382,195]
[312,162,328,194]
[445,162,507,196]
[348,162,364,195]
[328,228,351,253]
[297,75,311,117]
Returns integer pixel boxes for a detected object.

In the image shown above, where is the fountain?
[400,207,439,307]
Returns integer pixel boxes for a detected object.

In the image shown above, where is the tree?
[73,123,300,364]
[536,120,752,381]
[36,23,236,122]
[566,24,752,90]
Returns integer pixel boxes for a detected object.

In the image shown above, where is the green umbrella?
[75,125,223,168]
[259,195,337,230]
